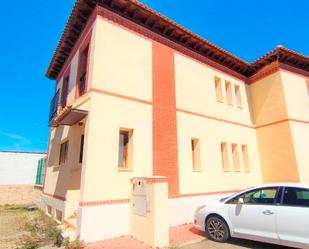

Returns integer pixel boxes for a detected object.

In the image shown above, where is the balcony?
[49,89,60,124]
[49,89,88,127]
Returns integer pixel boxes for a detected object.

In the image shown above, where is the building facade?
[42,0,309,243]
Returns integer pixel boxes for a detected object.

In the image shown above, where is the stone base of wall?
[0,185,42,206]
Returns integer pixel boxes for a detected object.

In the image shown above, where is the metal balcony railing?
[49,89,60,124]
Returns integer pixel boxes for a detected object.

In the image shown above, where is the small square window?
[221,142,230,172]
[191,138,201,171]
[46,205,52,216]
[214,76,223,102]
[234,85,242,108]
[242,145,250,172]
[59,141,69,166]
[118,129,133,170]
[232,143,240,172]
[225,81,233,105]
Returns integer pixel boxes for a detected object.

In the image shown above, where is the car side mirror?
[238,197,244,205]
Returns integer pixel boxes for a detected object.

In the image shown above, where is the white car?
[194,183,309,249]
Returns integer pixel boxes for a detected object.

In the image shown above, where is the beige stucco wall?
[80,93,153,202]
[280,71,309,183]
[249,69,306,183]
[175,52,253,125]
[90,18,152,101]
[174,52,262,193]
[44,123,85,202]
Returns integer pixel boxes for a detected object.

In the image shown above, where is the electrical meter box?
[132,178,148,217]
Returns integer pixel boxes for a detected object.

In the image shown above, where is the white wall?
[0,151,46,185]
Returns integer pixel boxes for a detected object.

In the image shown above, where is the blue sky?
[0,0,308,153]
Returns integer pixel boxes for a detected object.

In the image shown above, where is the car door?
[227,187,280,243]
[277,187,309,248]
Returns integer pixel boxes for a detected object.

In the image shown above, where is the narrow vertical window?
[232,143,240,172]
[306,80,309,97]
[59,141,69,166]
[118,129,133,169]
[191,138,201,171]
[215,76,223,102]
[77,45,89,97]
[225,81,233,105]
[221,142,230,172]
[242,145,250,172]
[61,75,69,109]
[79,135,84,163]
[234,85,242,108]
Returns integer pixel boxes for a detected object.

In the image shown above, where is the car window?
[282,187,309,207]
[228,187,279,205]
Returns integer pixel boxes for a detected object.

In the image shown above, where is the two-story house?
[42,0,309,243]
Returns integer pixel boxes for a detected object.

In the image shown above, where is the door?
[227,187,280,243]
[277,187,309,248]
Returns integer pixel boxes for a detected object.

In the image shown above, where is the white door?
[227,187,279,243]
[277,187,309,249]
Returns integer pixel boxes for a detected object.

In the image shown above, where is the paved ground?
[182,238,293,249]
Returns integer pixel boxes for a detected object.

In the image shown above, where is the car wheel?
[205,216,230,242]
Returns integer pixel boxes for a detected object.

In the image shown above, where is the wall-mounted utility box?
[129,176,169,248]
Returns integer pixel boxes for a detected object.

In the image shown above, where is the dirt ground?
[0,205,31,249]
[0,205,60,249]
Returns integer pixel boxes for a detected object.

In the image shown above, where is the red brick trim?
[42,191,66,201]
[256,118,309,129]
[96,7,247,82]
[171,189,242,199]
[79,199,130,207]
[78,189,241,207]
[152,41,180,197]
[177,108,254,129]
[90,88,152,105]
[146,177,168,184]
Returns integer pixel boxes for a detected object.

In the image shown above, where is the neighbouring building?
[42,0,309,245]
[0,151,46,205]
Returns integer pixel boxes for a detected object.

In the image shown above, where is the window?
[241,145,250,172]
[77,45,89,97]
[232,143,240,172]
[214,76,223,102]
[221,142,230,172]
[229,188,279,205]
[225,81,233,105]
[61,74,69,108]
[191,138,201,171]
[118,129,133,169]
[282,187,309,207]
[234,85,242,108]
[55,210,63,223]
[79,135,84,163]
[46,205,52,216]
[306,80,309,97]
[59,141,69,166]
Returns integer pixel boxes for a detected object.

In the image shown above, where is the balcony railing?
[49,89,60,124]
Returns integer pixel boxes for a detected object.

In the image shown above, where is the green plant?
[63,238,85,249]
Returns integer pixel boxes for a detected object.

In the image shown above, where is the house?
[42,0,309,245]
[0,151,46,205]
